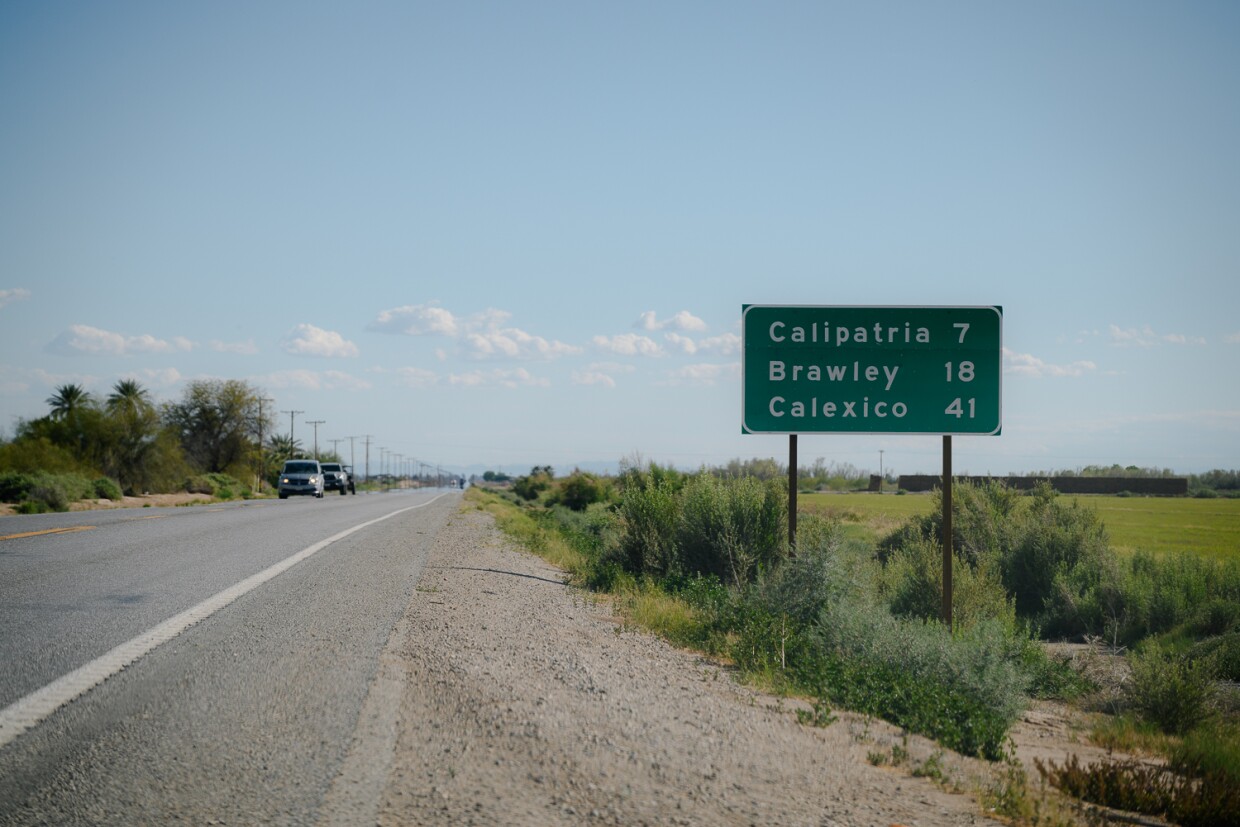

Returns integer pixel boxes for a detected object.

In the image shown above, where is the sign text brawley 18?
[742,305,1002,435]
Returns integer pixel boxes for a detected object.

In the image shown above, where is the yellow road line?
[0,525,97,541]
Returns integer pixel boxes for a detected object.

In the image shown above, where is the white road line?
[0,493,453,750]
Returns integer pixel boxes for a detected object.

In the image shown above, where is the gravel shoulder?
[372,502,1015,827]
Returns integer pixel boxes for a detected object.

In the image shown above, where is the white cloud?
[46,324,195,356]
[592,333,664,357]
[128,367,183,388]
[368,302,460,336]
[698,332,741,355]
[664,333,698,355]
[464,327,581,360]
[0,288,31,309]
[448,367,549,388]
[282,324,360,358]
[637,310,707,332]
[369,366,440,388]
[1109,324,1206,347]
[571,370,617,388]
[370,302,578,360]
[660,362,740,386]
[1003,348,1096,378]
[260,369,371,391]
[210,339,259,355]
[1226,332,1240,344]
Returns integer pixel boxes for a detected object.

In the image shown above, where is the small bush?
[1039,754,1240,827]
[1126,643,1216,735]
[810,599,1028,758]
[551,471,611,511]
[1172,724,1240,786]
[1192,598,1240,637]
[184,475,215,495]
[614,475,683,577]
[676,474,785,585]
[0,471,35,503]
[20,472,95,512]
[512,470,553,501]
[1190,631,1240,681]
[93,477,123,501]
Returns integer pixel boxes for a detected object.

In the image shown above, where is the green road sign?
[742,305,1002,435]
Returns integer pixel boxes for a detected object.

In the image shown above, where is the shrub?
[551,471,611,511]
[1001,485,1110,629]
[23,472,95,512]
[753,515,849,626]
[883,536,1016,631]
[0,471,35,503]
[184,475,215,495]
[614,474,683,577]
[1190,631,1240,681]
[1172,723,1240,786]
[1193,598,1240,637]
[1126,643,1217,735]
[93,477,123,501]
[512,470,553,501]
[1039,754,1240,827]
[677,474,786,585]
[810,599,1028,758]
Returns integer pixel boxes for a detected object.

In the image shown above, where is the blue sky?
[2,1,1237,478]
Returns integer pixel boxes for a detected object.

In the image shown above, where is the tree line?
[0,379,304,495]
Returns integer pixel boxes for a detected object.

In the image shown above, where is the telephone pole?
[256,396,273,493]
[328,438,344,460]
[280,410,304,456]
[306,419,325,459]
[361,435,372,487]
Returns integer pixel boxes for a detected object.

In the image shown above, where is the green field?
[798,491,1240,561]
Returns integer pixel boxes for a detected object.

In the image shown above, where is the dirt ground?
[371,502,1152,827]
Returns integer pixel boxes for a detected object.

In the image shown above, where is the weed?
[1037,754,1240,827]
[794,699,837,728]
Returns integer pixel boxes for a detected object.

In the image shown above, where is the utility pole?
[256,396,273,493]
[345,436,357,476]
[328,438,344,460]
[306,419,325,459]
[378,448,387,490]
[280,410,304,456]
[361,435,372,488]
[879,449,885,494]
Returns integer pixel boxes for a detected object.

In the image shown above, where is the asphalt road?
[0,490,459,826]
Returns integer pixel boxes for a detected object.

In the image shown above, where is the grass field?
[798,491,1240,561]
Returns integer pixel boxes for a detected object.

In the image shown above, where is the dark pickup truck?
[319,462,356,495]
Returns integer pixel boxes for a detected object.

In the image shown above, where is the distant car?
[320,462,356,495]
[278,459,324,499]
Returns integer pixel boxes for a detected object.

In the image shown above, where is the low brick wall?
[897,475,1189,496]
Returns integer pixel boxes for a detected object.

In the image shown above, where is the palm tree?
[46,383,93,420]
[107,379,151,414]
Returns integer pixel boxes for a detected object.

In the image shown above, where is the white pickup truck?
[319,462,356,495]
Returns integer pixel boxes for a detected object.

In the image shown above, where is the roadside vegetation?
[472,462,1240,825]
[0,378,338,511]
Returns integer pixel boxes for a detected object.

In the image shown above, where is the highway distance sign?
[742,305,1002,435]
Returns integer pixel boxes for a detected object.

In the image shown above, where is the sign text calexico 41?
[742,305,1002,435]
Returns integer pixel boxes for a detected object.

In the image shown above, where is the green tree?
[106,379,151,414]
[46,383,93,420]
[164,379,268,475]
[101,379,164,494]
